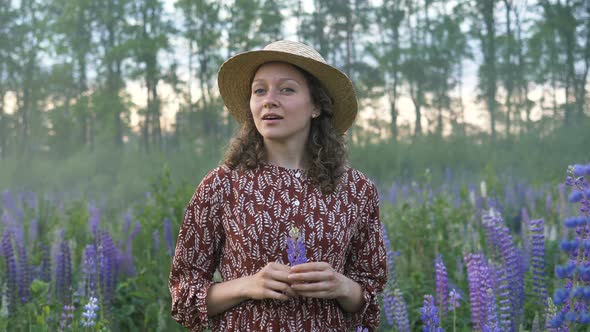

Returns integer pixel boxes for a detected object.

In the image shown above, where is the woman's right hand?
[244,262,296,301]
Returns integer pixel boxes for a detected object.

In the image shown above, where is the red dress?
[169,164,387,331]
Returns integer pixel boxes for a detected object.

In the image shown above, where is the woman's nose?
[263,92,279,108]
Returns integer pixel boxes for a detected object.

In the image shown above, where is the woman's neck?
[264,139,308,170]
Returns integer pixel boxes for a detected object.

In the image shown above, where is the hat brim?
[218,49,358,134]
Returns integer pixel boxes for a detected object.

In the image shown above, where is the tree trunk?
[482,0,498,140]
[503,0,514,137]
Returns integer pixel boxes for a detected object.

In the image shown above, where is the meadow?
[0,125,589,331]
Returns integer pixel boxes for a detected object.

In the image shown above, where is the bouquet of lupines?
[549,163,590,329]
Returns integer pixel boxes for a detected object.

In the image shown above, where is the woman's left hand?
[287,262,348,299]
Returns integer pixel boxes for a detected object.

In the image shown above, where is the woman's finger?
[264,280,297,297]
[291,281,331,292]
[288,271,330,283]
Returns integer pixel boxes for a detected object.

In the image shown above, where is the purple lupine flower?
[449,288,461,310]
[380,224,409,331]
[573,163,590,177]
[546,193,553,215]
[164,218,174,256]
[550,163,590,329]
[39,244,51,282]
[2,191,24,223]
[81,296,99,327]
[529,219,548,309]
[81,244,98,298]
[420,294,443,332]
[1,230,18,315]
[435,255,449,319]
[59,304,75,330]
[286,227,307,266]
[87,203,101,238]
[130,221,141,242]
[482,210,524,331]
[356,327,368,332]
[55,233,72,304]
[392,288,411,332]
[99,231,117,313]
[465,252,500,331]
[16,238,31,303]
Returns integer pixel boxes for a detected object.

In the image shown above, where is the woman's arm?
[334,273,364,312]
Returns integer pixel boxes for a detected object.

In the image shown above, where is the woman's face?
[249,62,318,145]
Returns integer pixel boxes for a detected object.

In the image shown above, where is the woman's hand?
[244,262,297,301]
[288,262,364,312]
[287,262,347,299]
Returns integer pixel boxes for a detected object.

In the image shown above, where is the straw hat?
[217,40,358,133]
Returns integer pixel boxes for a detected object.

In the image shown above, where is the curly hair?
[223,65,348,194]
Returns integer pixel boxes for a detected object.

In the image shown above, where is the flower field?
[1,163,589,331]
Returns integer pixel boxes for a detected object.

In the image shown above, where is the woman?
[169,40,387,332]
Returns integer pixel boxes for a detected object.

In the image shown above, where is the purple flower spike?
[449,288,461,310]
[286,227,307,266]
[529,219,548,308]
[420,294,443,332]
[549,162,590,329]
[435,255,449,319]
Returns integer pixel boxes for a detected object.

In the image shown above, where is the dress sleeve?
[343,181,388,331]
[169,169,226,332]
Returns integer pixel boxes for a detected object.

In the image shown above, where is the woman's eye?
[281,87,294,93]
[253,88,265,95]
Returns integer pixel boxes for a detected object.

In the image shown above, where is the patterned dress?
[169,163,387,332]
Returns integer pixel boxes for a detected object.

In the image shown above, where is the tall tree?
[93,0,132,148]
[52,0,94,151]
[257,0,283,45]
[498,0,518,136]
[0,0,16,158]
[373,0,404,140]
[129,0,172,151]
[531,0,589,127]
[428,6,470,137]
[12,0,50,154]
[175,0,224,144]
[226,0,261,56]
[473,0,499,140]
[401,0,429,137]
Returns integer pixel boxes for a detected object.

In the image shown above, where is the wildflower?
[356,327,368,332]
[435,255,449,319]
[81,296,99,327]
[55,233,72,305]
[420,294,443,332]
[286,227,307,266]
[87,203,101,238]
[529,219,548,310]
[549,162,590,329]
[1,231,18,314]
[81,244,98,298]
[449,288,461,310]
[99,231,117,313]
[481,210,524,331]
[164,218,174,256]
[59,304,75,331]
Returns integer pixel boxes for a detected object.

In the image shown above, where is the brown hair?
[223,66,348,194]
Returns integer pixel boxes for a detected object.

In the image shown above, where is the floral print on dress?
[169,164,387,332]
